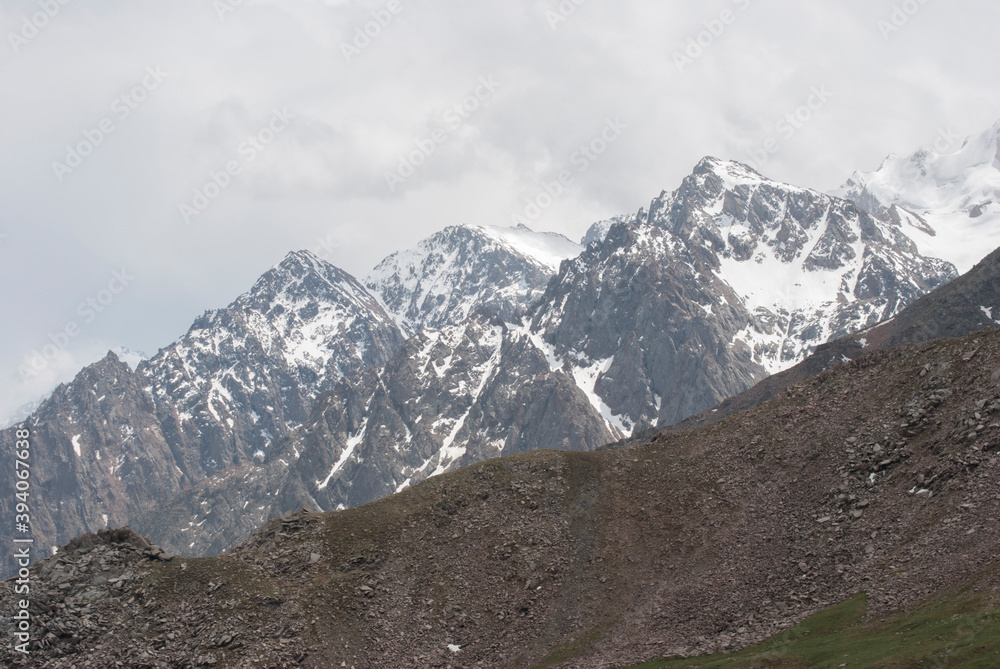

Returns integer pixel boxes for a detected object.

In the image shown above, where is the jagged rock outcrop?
[0,352,182,559]
[0,251,404,572]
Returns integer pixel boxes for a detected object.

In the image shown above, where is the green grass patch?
[626,588,1000,669]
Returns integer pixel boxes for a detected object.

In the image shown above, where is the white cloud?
[0,0,998,418]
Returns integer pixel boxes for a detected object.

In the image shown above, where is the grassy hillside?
[630,583,1000,669]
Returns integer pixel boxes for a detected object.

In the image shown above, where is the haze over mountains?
[2,120,998,572]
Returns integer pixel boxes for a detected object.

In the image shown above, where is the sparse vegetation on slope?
[630,580,1000,669]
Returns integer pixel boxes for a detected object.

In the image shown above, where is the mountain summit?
[365,224,582,336]
[115,157,963,560]
[834,119,1000,272]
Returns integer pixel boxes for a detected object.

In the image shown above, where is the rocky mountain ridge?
[364,224,582,336]
[526,157,955,431]
[0,251,405,561]
[138,250,405,474]
[0,155,964,573]
[125,158,962,559]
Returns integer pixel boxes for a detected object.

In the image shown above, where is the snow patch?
[317,418,369,490]
[527,333,632,438]
[477,224,583,272]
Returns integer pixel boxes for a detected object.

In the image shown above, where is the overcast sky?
[0,0,998,420]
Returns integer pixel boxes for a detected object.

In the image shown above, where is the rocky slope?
[7,325,1000,668]
[365,224,582,336]
[0,251,404,569]
[834,118,1000,273]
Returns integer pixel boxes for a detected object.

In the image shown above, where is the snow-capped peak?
[538,156,956,393]
[135,249,404,475]
[694,156,769,191]
[475,224,582,272]
[833,119,1000,273]
[365,224,582,336]
[110,346,148,371]
[835,123,1000,214]
[235,249,396,332]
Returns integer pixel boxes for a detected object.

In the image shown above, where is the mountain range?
[5,249,1000,666]
[2,120,997,572]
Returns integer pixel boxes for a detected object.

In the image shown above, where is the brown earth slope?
[4,328,1000,668]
